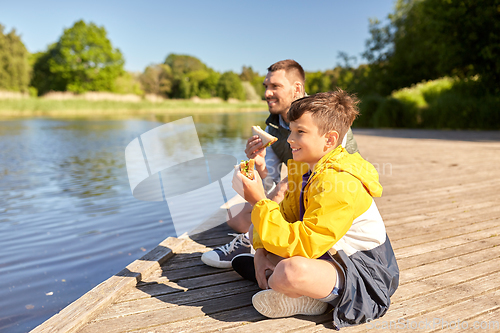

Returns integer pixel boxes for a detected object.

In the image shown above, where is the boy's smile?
[288,112,337,170]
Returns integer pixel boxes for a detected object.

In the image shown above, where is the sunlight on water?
[0,111,267,332]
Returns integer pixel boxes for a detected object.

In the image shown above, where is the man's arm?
[263,144,282,190]
[344,127,359,154]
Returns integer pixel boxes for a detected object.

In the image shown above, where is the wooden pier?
[32,129,500,332]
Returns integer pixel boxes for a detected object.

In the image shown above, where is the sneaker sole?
[201,253,232,268]
[252,290,328,318]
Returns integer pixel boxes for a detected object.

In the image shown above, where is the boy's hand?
[254,248,276,290]
[245,135,267,179]
[232,164,267,205]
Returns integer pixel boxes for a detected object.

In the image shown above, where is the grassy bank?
[355,77,500,130]
[0,98,267,118]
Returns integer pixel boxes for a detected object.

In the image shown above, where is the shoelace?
[217,233,252,255]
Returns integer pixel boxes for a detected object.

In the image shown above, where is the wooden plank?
[381,170,500,195]
[78,290,258,333]
[143,260,233,282]
[387,209,500,242]
[399,246,500,290]
[381,197,500,225]
[395,234,500,271]
[222,313,332,333]
[380,169,500,191]
[381,190,500,222]
[379,165,498,180]
[120,270,246,302]
[126,306,263,333]
[31,237,186,333]
[391,218,500,251]
[470,308,500,331]
[394,225,500,258]
[96,280,259,320]
[319,276,500,333]
[379,180,500,215]
[395,257,500,300]
[376,184,498,215]
[385,213,500,247]
[385,271,500,321]
[425,290,500,332]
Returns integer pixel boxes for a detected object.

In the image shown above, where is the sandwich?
[252,126,278,148]
[240,159,255,180]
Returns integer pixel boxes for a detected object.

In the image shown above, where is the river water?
[0,112,268,332]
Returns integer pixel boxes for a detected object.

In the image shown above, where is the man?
[201,59,358,268]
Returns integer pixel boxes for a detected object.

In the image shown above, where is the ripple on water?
[0,113,268,332]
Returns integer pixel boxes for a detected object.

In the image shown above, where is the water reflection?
[0,111,268,332]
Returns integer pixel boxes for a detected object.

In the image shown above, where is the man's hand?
[245,135,267,179]
[232,165,267,206]
[254,248,276,290]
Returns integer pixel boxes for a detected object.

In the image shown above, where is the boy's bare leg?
[267,254,338,299]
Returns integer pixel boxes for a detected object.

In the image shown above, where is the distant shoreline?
[0,98,267,118]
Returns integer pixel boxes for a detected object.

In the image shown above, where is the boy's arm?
[251,173,356,259]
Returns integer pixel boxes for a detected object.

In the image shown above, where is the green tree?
[31,20,124,95]
[114,71,143,95]
[422,0,500,90]
[324,52,373,96]
[362,0,500,95]
[195,68,220,98]
[217,71,245,101]
[163,53,220,99]
[240,66,264,98]
[164,54,207,77]
[0,24,31,92]
[305,71,330,94]
[139,64,173,97]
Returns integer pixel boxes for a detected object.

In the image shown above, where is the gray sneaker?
[201,233,254,268]
[252,289,328,318]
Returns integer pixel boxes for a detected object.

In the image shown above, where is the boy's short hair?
[288,89,360,141]
[268,59,305,86]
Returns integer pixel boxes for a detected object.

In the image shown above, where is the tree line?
[0,20,264,101]
[308,0,500,130]
[1,0,498,128]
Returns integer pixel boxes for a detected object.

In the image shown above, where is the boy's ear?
[325,131,340,148]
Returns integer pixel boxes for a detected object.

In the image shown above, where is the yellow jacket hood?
[312,146,383,198]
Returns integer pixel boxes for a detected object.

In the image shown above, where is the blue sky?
[1,0,395,74]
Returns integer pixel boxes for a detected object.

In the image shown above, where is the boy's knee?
[275,257,309,288]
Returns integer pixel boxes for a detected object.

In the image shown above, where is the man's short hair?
[288,88,360,141]
[267,59,305,85]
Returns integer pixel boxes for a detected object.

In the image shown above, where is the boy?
[231,89,399,329]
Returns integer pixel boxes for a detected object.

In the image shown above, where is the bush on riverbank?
[0,96,267,117]
[354,77,500,130]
